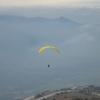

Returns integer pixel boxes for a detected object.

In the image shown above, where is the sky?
[0,0,100,8]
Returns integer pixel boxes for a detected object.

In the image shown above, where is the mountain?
[0,15,81,28]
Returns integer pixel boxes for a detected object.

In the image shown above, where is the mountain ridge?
[0,15,81,28]
[0,14,80,24]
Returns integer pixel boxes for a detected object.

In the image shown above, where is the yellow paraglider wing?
[38,46,60,54]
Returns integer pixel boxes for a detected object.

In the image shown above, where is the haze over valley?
[0,5,100,100]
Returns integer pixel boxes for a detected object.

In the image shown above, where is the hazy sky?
[0,0,100,8]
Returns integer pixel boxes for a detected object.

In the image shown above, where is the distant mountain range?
[0,15,82,28]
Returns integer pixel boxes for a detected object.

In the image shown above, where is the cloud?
[0,0,100,8]
[64,33,94,45]
[78,24,93,30]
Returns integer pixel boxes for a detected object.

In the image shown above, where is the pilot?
[48,64,50,67]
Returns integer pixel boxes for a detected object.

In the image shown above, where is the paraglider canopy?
[38,46,60,54]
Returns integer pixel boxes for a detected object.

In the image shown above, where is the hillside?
[30,85,100,100]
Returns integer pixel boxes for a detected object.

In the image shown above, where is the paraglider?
[38,46,60,67]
